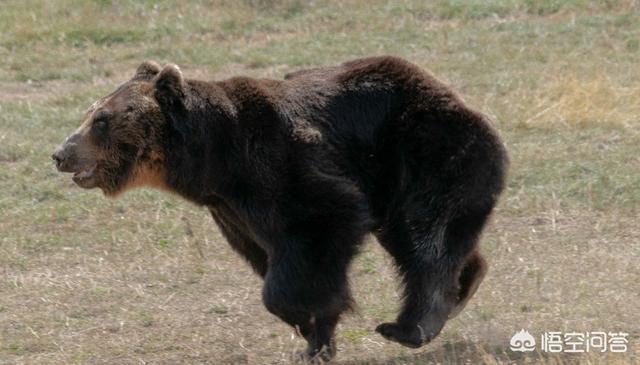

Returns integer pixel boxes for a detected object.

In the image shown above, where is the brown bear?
[52,56,507,362]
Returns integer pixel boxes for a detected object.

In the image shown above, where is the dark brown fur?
[53,56,507,362]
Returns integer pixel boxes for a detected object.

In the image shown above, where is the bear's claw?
[375,322,429,348]
[293,348,333,364]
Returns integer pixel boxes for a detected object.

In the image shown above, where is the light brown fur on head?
[53,61,175,196]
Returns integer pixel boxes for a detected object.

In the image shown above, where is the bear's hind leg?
[448,250,487,319]
[374,203,492,348]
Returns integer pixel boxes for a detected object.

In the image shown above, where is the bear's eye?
[92,110,112,131]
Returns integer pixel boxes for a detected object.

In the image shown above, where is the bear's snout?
[52,131,102,190]
[52,145,73,172]
[52,134,81,173]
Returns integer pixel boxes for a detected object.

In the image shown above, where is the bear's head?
[52,61,185,196]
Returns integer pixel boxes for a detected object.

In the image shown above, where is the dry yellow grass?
[521,73,640,128]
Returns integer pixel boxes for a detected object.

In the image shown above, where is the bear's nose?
[51,147,66,169]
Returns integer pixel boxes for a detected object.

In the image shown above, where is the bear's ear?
[154,64,185,106]
[133,60,161,81]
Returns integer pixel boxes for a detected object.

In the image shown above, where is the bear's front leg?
[293,314,340,363]
[262,245,354,363]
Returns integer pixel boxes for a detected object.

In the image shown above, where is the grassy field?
[1,1,639,364]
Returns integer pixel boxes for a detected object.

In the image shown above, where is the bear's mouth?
[71,163,98,188]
